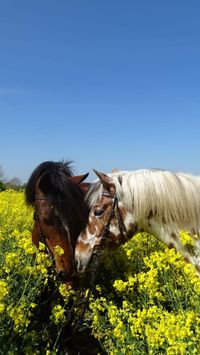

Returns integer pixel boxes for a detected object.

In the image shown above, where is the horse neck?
[115,176,172,242]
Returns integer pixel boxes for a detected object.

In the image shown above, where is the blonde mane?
[87,169,200,233]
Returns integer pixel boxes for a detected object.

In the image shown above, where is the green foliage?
[0,180,5,191]
[84,234,200,354]
[0,190,101,354]
[1,191,200,354]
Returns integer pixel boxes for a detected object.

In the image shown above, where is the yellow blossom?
[50,304,66,324]
[0,280,8,301]
[8,305,30,332]
[54,245,64,256]
[0,303,5,314]
[59,283,74,302]
[180,230,195,247]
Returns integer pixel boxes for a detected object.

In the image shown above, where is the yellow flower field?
[1,190,200,354]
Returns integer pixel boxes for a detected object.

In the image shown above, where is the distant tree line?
[0,165,26,191]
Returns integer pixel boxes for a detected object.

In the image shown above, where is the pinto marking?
[75,169,200,274]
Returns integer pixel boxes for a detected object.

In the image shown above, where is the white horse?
[75,169,200,274]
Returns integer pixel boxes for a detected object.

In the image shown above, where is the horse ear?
[93,169,116,194]
[69,172,89,185]
[112,168,119,173]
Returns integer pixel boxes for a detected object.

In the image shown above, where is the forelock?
[85,181,103,207]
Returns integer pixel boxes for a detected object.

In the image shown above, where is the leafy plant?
[1,190,200,354]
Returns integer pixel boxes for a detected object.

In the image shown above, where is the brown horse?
[25,160,90,285]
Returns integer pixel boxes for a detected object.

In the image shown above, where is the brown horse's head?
[26,161,90,285]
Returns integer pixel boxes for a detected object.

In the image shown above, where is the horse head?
[75,170,130,273]
[26,161,90,285]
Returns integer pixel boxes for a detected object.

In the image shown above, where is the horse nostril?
[58,271,68,281]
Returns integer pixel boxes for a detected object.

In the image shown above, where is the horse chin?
[76,253,92,274]
[77,265,87,274]
[76,258,90,273]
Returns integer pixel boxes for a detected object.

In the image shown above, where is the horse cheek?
[32,223,40,248]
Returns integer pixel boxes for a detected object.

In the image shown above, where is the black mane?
[25,160,73,206]
[25,160,89,244]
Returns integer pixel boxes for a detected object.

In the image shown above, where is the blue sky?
[1,0,200,182]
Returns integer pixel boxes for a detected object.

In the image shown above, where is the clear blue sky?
[1,0,200,182]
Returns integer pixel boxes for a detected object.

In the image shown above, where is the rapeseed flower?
[0,280,8,301]
[2,191,200,354]
[59,283,74,302]
[50,305,66,324]
[8,305,30,332]
[54,245,64,256]
[0,303,5,314]
[180,230,195,247]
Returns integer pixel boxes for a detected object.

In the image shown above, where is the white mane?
[87,169,200,233]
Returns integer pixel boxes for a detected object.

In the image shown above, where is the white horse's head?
[75,170,132,272]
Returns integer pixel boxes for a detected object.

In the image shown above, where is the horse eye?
[94,208,104,217]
